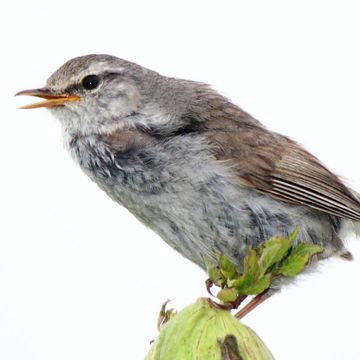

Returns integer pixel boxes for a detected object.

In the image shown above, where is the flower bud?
[146,298,274,360]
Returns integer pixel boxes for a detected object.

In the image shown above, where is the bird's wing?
[202,119,360,221]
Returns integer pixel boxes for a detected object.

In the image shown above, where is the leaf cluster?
[206,229,323,303]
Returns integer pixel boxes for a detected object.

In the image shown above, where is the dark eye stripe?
[64,83,80,94]
[64,72,122,94]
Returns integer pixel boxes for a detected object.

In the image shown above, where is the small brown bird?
[16,54,360,312]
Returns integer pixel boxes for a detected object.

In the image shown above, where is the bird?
[16,54,360,313]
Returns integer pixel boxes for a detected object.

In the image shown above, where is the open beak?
[15,88,80,109]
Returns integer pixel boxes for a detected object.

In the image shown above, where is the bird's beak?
[15,88,80,109]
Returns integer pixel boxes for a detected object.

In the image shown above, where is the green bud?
[145,298,274,360]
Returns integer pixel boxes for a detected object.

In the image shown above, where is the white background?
[1,1,360,359]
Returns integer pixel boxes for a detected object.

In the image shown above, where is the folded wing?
[203,118,360,221]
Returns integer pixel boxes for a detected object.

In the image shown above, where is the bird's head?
[16,54,192,136]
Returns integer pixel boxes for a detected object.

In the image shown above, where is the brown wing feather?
[203,118,360,221]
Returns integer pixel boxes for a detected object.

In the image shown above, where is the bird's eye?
[82,75,100,90]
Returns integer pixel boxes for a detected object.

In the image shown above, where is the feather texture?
[199,117,360,221]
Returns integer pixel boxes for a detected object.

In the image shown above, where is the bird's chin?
[48,104,70,118]
[48,106,112,137]
[48,106,81,133]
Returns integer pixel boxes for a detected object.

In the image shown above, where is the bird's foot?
[205,278,215,296]
[208,294,248,311]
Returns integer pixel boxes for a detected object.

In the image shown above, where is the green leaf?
[242,248,260,278]
[228,249,261,291]
[288,227,300,242]
[275,243,323,277]
[290,243,323,258]
[236,274,271,295]
[209,267,225,287]
[228,248,273,295]
[218,254,238,279]
[258,230,298,275]
[217,287,239,303]
[275,254,309,277]
[204,258,225,287]
[231,273,256,293]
